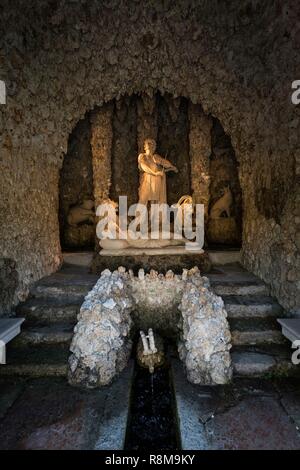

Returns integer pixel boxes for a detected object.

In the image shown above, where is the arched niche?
[59,92,242,251]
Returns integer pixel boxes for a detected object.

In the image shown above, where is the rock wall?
[0,0,299,313]
[0,148,62,310]
[59,117,94,250]
[90,103,113,209]
[0,258,18,316]
[110,95,139,209]
[137,93,158,154]
[157,95,190,205]
[188,103,212,217]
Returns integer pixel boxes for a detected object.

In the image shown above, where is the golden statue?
[138,138,178,205]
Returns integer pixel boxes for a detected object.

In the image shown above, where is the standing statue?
[138,138,178,205]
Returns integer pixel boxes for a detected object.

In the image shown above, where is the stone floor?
[0,368,299,450]
[172,360,300,450]
[0,363,133,450]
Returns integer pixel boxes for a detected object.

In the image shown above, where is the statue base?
[99,246,204,256]
[90,247,211,274]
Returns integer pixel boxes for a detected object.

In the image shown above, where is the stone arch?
[58,91,243,251]
[0,0,298,313]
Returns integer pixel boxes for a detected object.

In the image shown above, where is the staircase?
[0,262,297,379]
[0,264,98,378]
[208,264,297,378]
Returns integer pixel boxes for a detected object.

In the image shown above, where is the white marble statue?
[96,140,198,252]
[97,198,189,250]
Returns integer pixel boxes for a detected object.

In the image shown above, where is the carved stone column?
[188,103,212,219]
[90,103,113,209]
[137,93,158,154]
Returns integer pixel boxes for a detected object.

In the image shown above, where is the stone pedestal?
[90,250,212,275]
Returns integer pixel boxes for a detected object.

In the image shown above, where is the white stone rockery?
[68,268,133,388]
[178,273,232,385]
[68,266,232,388]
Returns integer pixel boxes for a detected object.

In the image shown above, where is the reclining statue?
[67,199,95,227]
[97,198,191,250]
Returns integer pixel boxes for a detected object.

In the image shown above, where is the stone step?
[30,271,98,301]
[231,329,284,347]
[16,298,80,324]
[211,282,269,297]
[11,323,74,347]
[2,344,297,380]
[231,345,299,377]
[31,283,91,301]
[223,295,283,319]
[0,345,69,377]
[207,263,270,296]
[229,318,285,346]
[14,315,285,349]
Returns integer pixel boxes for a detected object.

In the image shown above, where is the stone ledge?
[91,251,211,274]
[99,246,204,256]
[208,250,241,265]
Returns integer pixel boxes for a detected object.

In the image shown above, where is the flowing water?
[124,362,180,450]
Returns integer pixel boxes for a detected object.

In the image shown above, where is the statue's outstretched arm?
[138,154,163,176]
[154,154,178,172]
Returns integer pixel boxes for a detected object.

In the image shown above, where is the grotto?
[0,0,299,453]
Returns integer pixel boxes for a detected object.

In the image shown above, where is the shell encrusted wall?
[0,0,299,313]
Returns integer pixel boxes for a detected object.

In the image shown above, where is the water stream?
[124,360,180,450]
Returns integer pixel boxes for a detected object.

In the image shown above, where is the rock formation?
[68,266,232,388]
[68,268,133,388]
[178,271,232,385]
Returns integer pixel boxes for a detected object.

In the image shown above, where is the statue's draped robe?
[138,153,173,204]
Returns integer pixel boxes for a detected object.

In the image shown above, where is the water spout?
[137,329,165,374]
[148,328,157,354]
[140,330,151,355]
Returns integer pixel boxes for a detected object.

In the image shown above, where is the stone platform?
[90,248,212,274]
